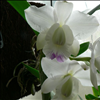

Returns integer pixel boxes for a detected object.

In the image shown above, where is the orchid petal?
[90,68,98,90]
[25,5,55,32]
[55,76,71,95]
[41,57,69,77]
[43,23,60,59]
[94,38,100,58]
[54,1,73,25]
[36,29,48,50]
[62,25,74,45]
[61,77,73,98]
[41,75,63,93]
[93,10,100,24]
[45,23,60,42]
[74,69,93,86]
[96,72,100,85]
[52,27,66,45]
[95,56,100,72]
[43,24,72,60]
[90,53,97,74]
[67,11,99,39]
[72,77,79,93]
[78,61,89,70]
[68,60,82,76]
[56,76,79,100]
[68,38,80,56]
[93,37,100,48]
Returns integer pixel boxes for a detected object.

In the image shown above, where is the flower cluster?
[25,1,99,62]
[25,1,100,100]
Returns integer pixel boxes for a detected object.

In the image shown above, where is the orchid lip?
[50,53,56,60]
[52,27,65,45]
[50,53,65,62]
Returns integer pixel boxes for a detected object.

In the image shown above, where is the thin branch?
[50,0,52,6]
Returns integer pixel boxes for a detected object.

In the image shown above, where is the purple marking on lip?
[56,55,64,62]
[50,53,64,62]
[50,53,56,59]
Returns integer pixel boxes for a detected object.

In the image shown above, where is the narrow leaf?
[92,86,100,97]
[77,42,89,56]
[7,0,39,35]
[7,1,30,20]
[22,62,40,78]
[85,94,100,100]
[88,4,100,15]
[85,94,97,99]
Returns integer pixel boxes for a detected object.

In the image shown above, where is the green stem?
[88,4,100,15]
[50,0,52,6]
[39,51,51,100]
[69,57,91,62]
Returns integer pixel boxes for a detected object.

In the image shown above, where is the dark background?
[0,1,41,100]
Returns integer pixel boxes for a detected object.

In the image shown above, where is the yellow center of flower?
[63,71,73,79]
[52,27,65,46]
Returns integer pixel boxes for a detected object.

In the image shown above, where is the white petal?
[74,69,93,86]
[56,76,71,95]
[41,75,63,93]
[72,77,79,93]
[94,38,100,58]
[36,29,48,50]
[41,57,69,77]
[89,43,93,51]
[62,25,74,45]
[68,60,82,76]
[56,76,79,100]
[45,23,60,42]
[43,41,71,61]
[54,1,73,25]
[93,10,100,24]
[43,23,60,59]
[90,68,98,90]
[25,5,55,32]
[90,53,97,74]
[67,11,99,39]
[61,77,73,98]
[78,61,89,70]
[97,72,100,85]
[52,27,66,45]
[43,24,72,61]
[68,38,80,56]
[95,56,100,72]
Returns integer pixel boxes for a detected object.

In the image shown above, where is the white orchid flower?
[25,1,99,62]
[89,37,100,90]
[41,57,100,99]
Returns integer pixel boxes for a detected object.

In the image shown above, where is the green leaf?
[77,42,90,56]
[97,70,100,74]
[85,94,100,100]
[85,94,97,99]
[88,4,100,15]
[7,1,30,20]
[92,86,100,97]
[22,62,40,78]
[7,0,39,35]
